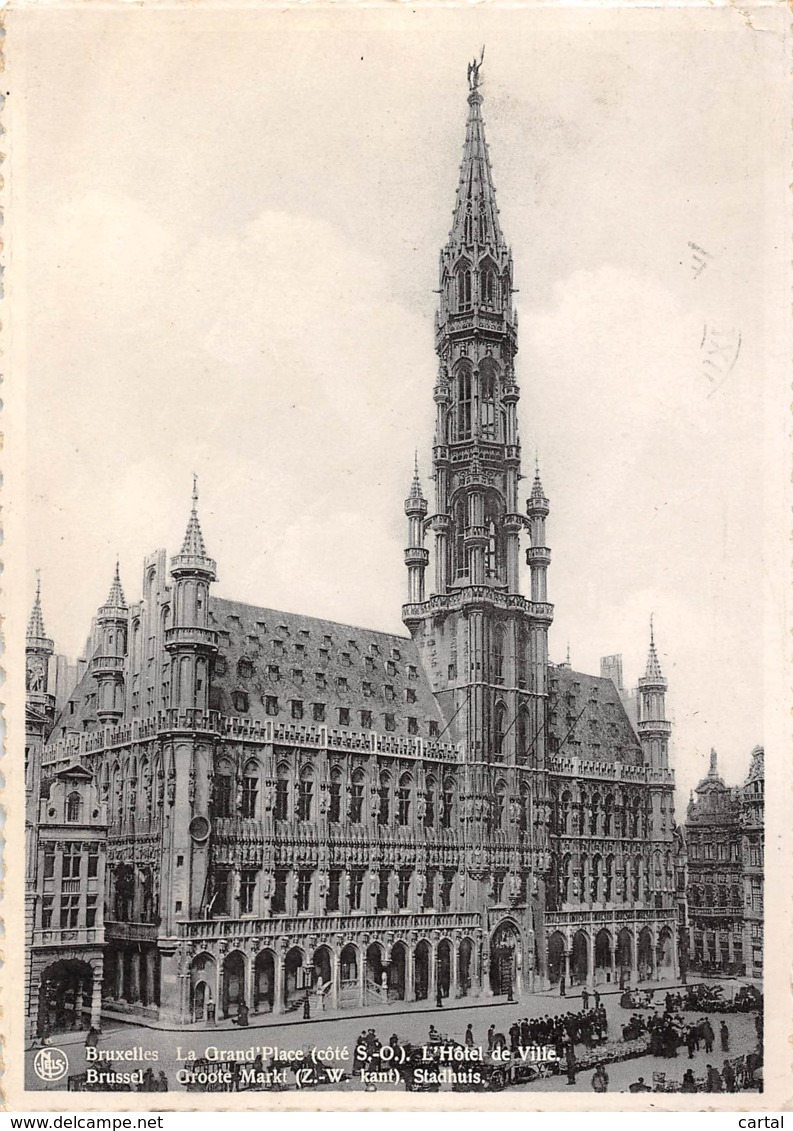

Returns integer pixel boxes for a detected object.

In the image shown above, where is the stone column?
[610,939,617,985]
[130,951,141,1002]
[630,928,638,983]
[245,952,255,1009]
[650,925,658,981]
[357,948,366,1008]
[114,949,124,1000]
[671,924,680,979]
[405,943,416,1002]
[273,952,285,1015]
[330,950,341,1011]
[146,949,157,1006]
[428,942,438,1002]
[564,949,571,985]
[451,942,459,999]
[90,962,103,1028]
[586,931,595,991]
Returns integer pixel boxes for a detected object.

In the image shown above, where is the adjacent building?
[684,746,764,979]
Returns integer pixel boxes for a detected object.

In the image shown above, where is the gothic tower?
[403,58,554,987]
[637,618,671,771]
[158,481,219,1012]
[94,563,128,724]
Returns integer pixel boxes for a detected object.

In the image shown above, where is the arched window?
[590,793,601,836]
[397,774,412,825]
[66,791,83,822]
[577,792,588,837]
[484,496,503,580]
[453,496,468,580]
[349,769,365,824]
[329,767,342,824]
[456,365,472,439]
[480,265,496,306]
[493,625,505,684]
[493,781,507,830]
[441,777,454,828]
[297,766,314,822]
[560,790,572,835]
[493,701,507,760]
[516,705,530,765]
[457,265,472,310]
[242,760,259,818]
[604,794,614,836]
[275,763,290,822]
[378,772,391,827]
[424,776,436,827]
[463,210,473,246]
[605,854,615,902]
[519,780,530,833]
[479,358,497,439]
[214,765,233,818]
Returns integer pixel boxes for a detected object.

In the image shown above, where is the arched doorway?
[253,950,275,1014]
[657,928,675,981]
[458,938,473,997]
[388,942,406,1001]
[547,931,566,986]
[638,928,653,981]
[571,930,588,985]
[37,959,93,1037]
[489,920,519,996]
[221,950,246,1019]
[414,940,430,1001]
[616,928,633,985]
[284,947,304,1011]
[437,939,452,1000]
[594,929,612,985]
[365,943,385,1003]
[339,944,359,1008]
[190,953,216,1022]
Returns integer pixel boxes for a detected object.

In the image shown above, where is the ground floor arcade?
[544,918,678,990]
[28,950,104,1040]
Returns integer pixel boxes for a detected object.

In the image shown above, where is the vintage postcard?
[3,2,790,1112]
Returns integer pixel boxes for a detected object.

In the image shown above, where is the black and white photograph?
[6,4,789,1112]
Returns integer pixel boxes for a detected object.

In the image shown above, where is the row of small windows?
[218,651,414,677]
[213,763,455,828]
[223,660,418,685]
[211,865,458,916]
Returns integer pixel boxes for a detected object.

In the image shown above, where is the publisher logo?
[33,1047,69,1082]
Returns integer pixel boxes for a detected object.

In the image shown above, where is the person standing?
[560,974,566,997]
[706,1063,722,1093]
[703,1018,715,1054]
[565,1038,577,1086]
[591,1064,609,1092]
[722,1059,736,1093]
[465,1024,475,1048]
[719,1021,730,1052]
[487,1024,496,1052]
[581,988,589,1011]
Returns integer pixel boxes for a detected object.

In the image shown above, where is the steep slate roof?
[547,665,643,765]
[208,597,445,739]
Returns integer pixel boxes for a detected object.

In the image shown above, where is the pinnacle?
[180,475,209,558]
[708,747,719,777]
[27,576,48,641]
[644,617,665,681]
[104,561,127,609]
[409,451,425,501]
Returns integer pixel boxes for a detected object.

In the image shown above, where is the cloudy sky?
[13,6,787,807]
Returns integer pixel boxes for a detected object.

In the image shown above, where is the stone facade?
[26,66,681,1035]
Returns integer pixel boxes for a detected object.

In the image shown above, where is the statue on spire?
[467,46,485,92]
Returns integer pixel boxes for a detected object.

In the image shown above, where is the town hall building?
[25,63,681,1037]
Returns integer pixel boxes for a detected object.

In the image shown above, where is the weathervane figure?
[468,46,485,92]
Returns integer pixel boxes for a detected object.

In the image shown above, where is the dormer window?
[386,661,396,677]
[66,791,83,822]
[237,658,253,679]
[232,690,249,713]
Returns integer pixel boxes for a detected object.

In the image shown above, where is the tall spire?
[103,560,127,610]
[27,574,48,642]
[447,53,506,254]
[409,450,425,502]
[644,614,664,680]
[180,474,208,559]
